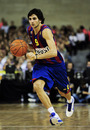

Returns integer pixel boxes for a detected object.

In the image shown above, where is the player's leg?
[33,79,63,125]
[57,89,74,117]
[33,79,51,108]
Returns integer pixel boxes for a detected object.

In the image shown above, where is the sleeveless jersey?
[27,24,64,65]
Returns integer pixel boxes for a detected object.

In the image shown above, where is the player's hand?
[26,52,36,61]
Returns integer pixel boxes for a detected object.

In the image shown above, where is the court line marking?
[0,126,90,128]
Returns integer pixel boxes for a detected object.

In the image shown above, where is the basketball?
[10,39,28,57]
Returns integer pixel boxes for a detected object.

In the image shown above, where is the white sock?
[48,107,56,114]
[48,107,61,119]
[67,97,72,103]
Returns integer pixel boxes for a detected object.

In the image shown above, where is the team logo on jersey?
[35,46,49,55]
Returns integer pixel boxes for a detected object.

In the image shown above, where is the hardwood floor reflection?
[0,103,90,130]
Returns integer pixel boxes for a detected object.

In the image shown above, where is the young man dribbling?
[26,8,74,125]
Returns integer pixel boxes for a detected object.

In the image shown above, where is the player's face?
[28,14,41,28]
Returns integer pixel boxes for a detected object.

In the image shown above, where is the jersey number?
[67,85,69,90]
[35,39,39,46]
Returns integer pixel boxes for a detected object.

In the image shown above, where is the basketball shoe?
[66,96,74,117]
[50,112,63,126]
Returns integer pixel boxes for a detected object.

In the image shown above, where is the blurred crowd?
[0,17,90,103]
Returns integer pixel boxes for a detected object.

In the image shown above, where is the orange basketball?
[10,39,28,57]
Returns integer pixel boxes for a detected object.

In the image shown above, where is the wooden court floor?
[0,103,90,130]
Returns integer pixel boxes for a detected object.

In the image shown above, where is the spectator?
[15,56,27,79]
[25,61,33,81]
[1,21,9,34]
[83,61,90,85]
[0,18,5,29]
[80,25,89,47]
[73,71,83,93]
[3,58,15,80]
[76,28,85,49]
[69,31,78,55]
[0,49,7,69]
[8,53,15,64]
[52,25,58,35]
[66,62,75,94]
[64,36,72,55]
[5,58,15,74]
[73,80,90,103]
[15,61,23,81]
[8,20,17,33]
[67,62,75,83]
[22,17,29,28]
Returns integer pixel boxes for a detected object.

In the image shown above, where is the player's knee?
[33,80,45,92]
[33,83,43,92]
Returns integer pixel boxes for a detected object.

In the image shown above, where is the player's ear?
[39,20,41,23]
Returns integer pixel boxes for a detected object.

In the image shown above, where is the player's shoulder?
[41,24,52,34]
[41,24,51,31]
[41,24,52,37]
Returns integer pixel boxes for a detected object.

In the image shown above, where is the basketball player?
[26,8,74,126]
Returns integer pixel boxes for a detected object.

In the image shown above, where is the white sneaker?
[50,112,63,126]
[66,96,74,117]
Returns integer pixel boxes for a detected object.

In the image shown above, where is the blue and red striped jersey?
[27,24,64,64]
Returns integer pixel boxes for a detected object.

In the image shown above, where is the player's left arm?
[26,28,57,60]
[37,28,57,59]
